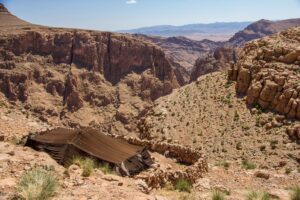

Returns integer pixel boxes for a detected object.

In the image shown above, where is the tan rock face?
[0,25,180,129]
[1,29,179,87]
[230,27,300,119]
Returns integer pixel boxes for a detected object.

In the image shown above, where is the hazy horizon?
[1,0,300,31]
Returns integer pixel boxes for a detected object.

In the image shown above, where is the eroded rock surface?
[229,27,300,119]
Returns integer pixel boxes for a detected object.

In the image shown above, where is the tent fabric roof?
[29,128,144,165]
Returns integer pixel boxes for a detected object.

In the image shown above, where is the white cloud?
[126,0,137,4]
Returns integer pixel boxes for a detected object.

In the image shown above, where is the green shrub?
[241,160,256,170]
[72,156,96,177]
[212,190,225,200]
[17,167,58,200]
[246,191,270,200]
[290,186,300,200]
[174,179,192,193]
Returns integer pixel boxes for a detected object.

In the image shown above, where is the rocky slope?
[0,4,181,136]
[229,18,300,46]
[139,27,300,197]
[190,18,300,82]
[0,3,29,27]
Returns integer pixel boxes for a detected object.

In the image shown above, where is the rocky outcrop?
[229,27,300,119]
[190,18,300,82]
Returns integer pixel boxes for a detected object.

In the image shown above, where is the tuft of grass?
[72,156,96,177]
[174,179,193,193]
[212,190,225,200]
[16,167,58,200]
[241,160,256,170]
[246,191,270,200]
[98,163,112,175]
[216,161,230,170]
[290,186,300,200]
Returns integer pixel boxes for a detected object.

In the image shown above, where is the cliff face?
[1,29,178,87]
[229,27,300,118]
[0,4,180,133]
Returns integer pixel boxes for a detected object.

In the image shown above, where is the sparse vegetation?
[241,160,256,170]
[246,191,270,200]
[72,156,96,177]
[212,190,225,200]
[174,179,192,193]
[216,160,230,170]
[98,162,112,174]
[270,140,278,149]
[290,186,300,200]
[16,167,58,200]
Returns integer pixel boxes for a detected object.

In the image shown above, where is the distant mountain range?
[119,22,252,41]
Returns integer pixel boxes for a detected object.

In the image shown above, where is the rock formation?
[229,27,300,119]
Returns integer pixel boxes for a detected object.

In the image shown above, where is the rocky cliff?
[0,4,180,133]
[229,27,300,119]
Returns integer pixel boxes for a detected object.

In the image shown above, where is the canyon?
[1,3,300,200]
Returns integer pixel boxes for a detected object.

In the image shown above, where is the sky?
[1,0,300,31]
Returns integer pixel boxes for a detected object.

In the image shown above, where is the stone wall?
[111,134,208,189]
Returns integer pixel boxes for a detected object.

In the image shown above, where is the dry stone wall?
[112,134,208,189]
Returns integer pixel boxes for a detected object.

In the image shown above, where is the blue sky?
[1,0,300,31]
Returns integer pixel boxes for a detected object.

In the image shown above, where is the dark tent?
[25,128,153,176]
